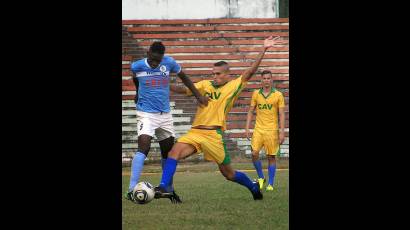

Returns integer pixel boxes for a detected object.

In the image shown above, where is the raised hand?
[264,36,282,48]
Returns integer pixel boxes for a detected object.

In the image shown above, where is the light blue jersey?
[131,56,181,113]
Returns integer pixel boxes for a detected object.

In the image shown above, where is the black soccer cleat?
[154,186,182,204]
[170,190,182,204]
[154,186,173,198]
[251,181,263,200]
[125,191,136,202]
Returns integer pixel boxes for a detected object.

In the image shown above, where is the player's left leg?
[264,131,279,191]
[158,136,174,158]
[266,155,276,191]
[158,136,175,191]
[158,136,182,202]
[156,113,178,192]
[218,163,263,200]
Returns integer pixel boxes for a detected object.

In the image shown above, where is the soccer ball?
[133,181,155,204]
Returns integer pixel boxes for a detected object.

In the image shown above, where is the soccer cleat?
[266,184,274,191]
[257,178,266,190]
[252,181,263,200]
[170,190,182,204]
[154,186,173,198]
[125,191,135,202]
[154,186,182,204]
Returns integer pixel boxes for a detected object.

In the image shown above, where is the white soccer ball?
[133,181,155,204]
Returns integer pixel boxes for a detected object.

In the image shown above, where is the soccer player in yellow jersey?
[245,70,286,191]
[154,36,284,202]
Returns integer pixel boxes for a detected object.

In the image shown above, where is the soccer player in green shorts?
[155,36,285,202]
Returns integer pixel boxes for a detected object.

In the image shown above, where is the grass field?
[122,161,288,230]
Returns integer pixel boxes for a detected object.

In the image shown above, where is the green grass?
[122,164,288,230]
[122,159,289,174]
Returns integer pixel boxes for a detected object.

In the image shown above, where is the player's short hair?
[214,61,230,72]
[261,70,272,76]
[214,61,229,67]
[149,41,165,54]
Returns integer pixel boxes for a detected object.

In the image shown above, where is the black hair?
[214,61,229,67]
[261,70,272,76]
[149,41,165,54]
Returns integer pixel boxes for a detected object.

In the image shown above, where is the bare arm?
[246,105,256,140]
[177,71,209,106]
[169,84,188,94]
[132,73,139,104]
[241,36,282,83]
[279,107,285,144]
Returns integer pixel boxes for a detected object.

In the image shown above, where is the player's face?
[147,51,164,69]
[262,74,273,88]
[212,65,230,86]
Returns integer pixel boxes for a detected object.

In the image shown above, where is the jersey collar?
[259,87,276,99]
[211,80,227,89]
[144,58,160,69]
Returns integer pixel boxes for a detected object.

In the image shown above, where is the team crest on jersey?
[160,65,167,72]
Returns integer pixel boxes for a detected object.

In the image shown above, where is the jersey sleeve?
[186,81,204,96]
[130,61,140,74]
[169,57,182,74]
[231,75,247,88]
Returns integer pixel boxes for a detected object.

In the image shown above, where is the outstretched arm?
[241,36,283,83]
[177,71,209,106]
[170,84,188,94]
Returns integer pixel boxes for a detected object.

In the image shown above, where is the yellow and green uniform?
[178,76,247,164]
[250,87,285,155]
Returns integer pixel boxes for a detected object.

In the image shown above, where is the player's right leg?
[266,155,276,191]
[154,142,196,201]
[263,131,279,191]
[126,134,152,202]
[126,111,156,202]
[251,129,265,189]
[158,136,175,191]
[128,134,152,191]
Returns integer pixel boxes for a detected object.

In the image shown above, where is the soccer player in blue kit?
[125,42,209,203]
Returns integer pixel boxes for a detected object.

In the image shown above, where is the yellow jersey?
[250,88,285,131]
[186,76,246,130]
